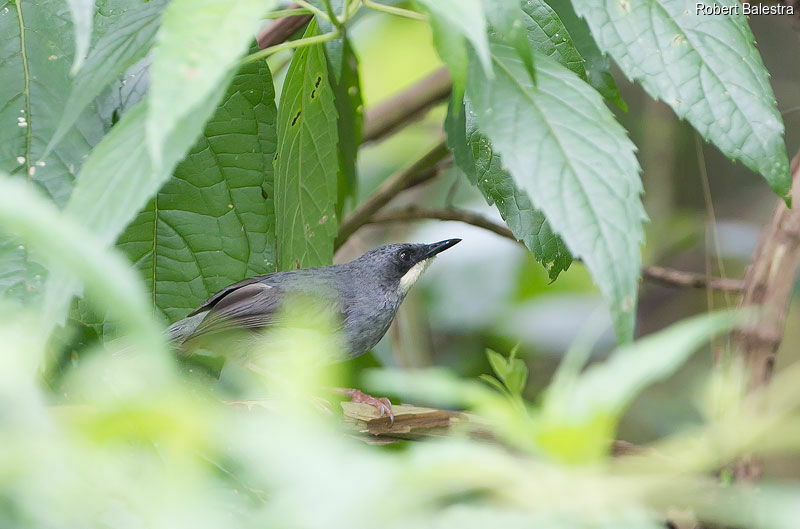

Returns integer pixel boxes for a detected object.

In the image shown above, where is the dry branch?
[366,205,742,292]
[257,4,312,49]
[362,67,452,144]
[733,150,800,389]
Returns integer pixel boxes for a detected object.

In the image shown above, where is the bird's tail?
[165,312,207,345]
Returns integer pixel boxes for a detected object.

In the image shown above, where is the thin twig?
[335,140,450,249]
[367,205,744,292]
[362,0,428,20]
[362,67,452,144]
[244,31,339,64]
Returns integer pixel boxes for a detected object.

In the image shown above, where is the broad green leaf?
[571,0,790,198]
[112,57,278,323]
[485,0,535,83]
[545,0,626,110]
[466,43,645,342]
[537,311,739,461]
[0,0,108,304]
[147,0,275,166]
[275,21,339,271]
[415,0,491,102]
[329,37,362,215]
[444,96,571,280]
[0,175,165,354]
[519,0,583,79]
[66,0,93,73]
[49,0,167,153]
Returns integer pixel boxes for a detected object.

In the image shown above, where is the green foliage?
[571,0,791,199]
[519,0,584,78]
[415,0,491,102]
[1,3,799,525]
[275,20,340,271]
[544,0,627,110]
[445,97,572,280]
[465,43,645,342]
[480,345,529,408]
[147,0,275,166]
[49,0,168,153]
[113,54,278,324]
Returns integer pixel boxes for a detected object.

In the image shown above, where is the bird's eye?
[398,250,411,262]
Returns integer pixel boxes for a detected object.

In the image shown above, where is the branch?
[362,67,452,144]
[335,140,450,249]
[733,150,800,389]
[367,205,744,292]
[256,4,313,49]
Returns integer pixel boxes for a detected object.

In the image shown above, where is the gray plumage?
[166,239,460,359]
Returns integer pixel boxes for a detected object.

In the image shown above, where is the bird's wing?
[185,280,347,342]
[187,275,271,316]
[187,282,286,340]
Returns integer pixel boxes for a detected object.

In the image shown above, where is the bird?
[166,238,461,421]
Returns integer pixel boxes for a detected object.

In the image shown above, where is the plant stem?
[295,0,330,21]
[335,140,450,249]
[362,0,428,21]
[243,30,339,64]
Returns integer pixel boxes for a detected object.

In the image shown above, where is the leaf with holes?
[77,54,279,325]
[571,0,789,198]
[147,0,275,166]
[329,37,362,216]
[445,96,571,280]
[274,20,339,271]
[544,0,626,110]
[466,42,645,342]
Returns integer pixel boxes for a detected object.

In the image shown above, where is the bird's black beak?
[422,238,461,259]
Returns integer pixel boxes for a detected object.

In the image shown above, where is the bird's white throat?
[399,258,433,293]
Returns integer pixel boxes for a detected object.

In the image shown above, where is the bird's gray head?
[351,239,461,293]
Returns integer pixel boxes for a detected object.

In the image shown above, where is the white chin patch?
[399,258,433,293]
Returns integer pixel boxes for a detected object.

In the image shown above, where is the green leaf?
[466,43,645,342]
[0,175,166,354]
[445,96,572,280]
[113,56,278,323]
[505,358,528,396]
[275,21,339,271]
[147,0,275,166]
[415,0,491,102]
[519,0,584,79]
[571,0,790,198]
[0,0,108,304]
[478,373,510,395]
[486,348,511,381]
[544,0,626,110]
[49,0,167,153]
[328,37,362,216]
[485,0,536,83]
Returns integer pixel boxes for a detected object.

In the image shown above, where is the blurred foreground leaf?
[147,0,275,165]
